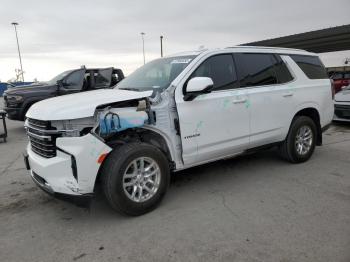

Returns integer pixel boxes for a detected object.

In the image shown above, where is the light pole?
[11,22,24,82]
[140,32,145,64]
[140,32,146,65]
[160,35,163,57]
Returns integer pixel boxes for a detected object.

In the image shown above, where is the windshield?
[117,55,196,92]
[47,70,74,85]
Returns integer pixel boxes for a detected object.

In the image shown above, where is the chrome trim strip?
[26,130,52,141]
[29,138,55,147]
[31,147,54,158]
[31,143,55,153]
[25,124,77,134]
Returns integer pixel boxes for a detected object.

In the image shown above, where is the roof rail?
[225,45,304,52]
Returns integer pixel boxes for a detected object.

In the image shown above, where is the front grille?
[26,118,61,158]
[335,104,350,120]
[3,95,8,107]
[28,118,51,129]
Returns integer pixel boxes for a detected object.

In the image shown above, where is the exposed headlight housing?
[50,118,95,138]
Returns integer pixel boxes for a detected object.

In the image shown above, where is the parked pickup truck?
[24,47,333,216]
[3,67,124,120]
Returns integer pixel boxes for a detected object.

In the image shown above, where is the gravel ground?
[0,98,349,262]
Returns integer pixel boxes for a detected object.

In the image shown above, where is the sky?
[0,0,350,82]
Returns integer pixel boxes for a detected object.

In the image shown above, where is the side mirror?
[184,77,214,101]
[57,79,69,88]
[56,79,64,87]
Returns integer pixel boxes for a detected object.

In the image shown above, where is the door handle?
[233,99,247,104]
[282,93,293,97]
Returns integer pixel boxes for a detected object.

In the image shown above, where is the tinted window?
[234,53,278,88]
[331,72,344,80]
[65,70,84,89]
[191,54,238,90]
[344,72,350,79]
[95,68,112,88]
[290,55,328,79]
[273,55,294,83]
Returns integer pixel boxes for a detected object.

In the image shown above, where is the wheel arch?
[22,98,42,120]
[293,107,322,145]
[94,127,176,186]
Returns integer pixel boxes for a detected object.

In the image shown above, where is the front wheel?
[279,116,317,163]
[101,142,170,216]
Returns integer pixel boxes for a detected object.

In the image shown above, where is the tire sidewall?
[104,143,170,215]
[288,117,317,162]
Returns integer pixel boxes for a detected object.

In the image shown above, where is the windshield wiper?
[118,87,140,91]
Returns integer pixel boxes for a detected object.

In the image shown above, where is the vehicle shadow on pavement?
[91,148,286,218]
[332,121,350,131]
[46,148,284,220]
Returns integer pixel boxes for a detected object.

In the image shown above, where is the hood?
[26,89,153,121]
[4,82,55,95]
[335,88,350,102]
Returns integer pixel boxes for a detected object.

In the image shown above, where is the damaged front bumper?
[25,133,111,206]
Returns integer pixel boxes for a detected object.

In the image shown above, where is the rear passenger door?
[234,53,295,147]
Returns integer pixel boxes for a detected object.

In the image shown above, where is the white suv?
[24,47,334,215]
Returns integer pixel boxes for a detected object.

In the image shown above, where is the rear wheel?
[101,142,170,216]
[279,116,317,163]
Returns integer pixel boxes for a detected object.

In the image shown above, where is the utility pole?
[160,35,163,57]
[140,32,145,65]
[11,22,24,82]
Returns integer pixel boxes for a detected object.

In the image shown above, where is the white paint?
[186,77,213,93]
[26,47,334,197]
[26,89,152,120]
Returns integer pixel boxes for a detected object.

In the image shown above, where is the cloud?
[1,0,349,81]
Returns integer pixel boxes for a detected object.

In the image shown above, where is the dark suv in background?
[3,67,124,120]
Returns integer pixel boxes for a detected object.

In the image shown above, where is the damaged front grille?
[26,118,61,158]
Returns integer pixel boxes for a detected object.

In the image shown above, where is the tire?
[22,104,32,121]
[279,116,317,163]
[101,142,170,216]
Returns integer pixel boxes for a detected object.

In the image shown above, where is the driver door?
[58,69,85,95]
[176,54,250,166]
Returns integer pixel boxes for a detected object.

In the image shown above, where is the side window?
[331,72,343,80]
[344,72,350,79]
[273,55,294,84]
[191,54,238,91]
[95,68,113,88]
[290,55,328,79]
[234,53,278,88]
[64,70,84,89]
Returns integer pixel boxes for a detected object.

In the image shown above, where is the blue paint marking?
[99,112,147,135]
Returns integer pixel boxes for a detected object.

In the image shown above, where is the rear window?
[290,55,328,79]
